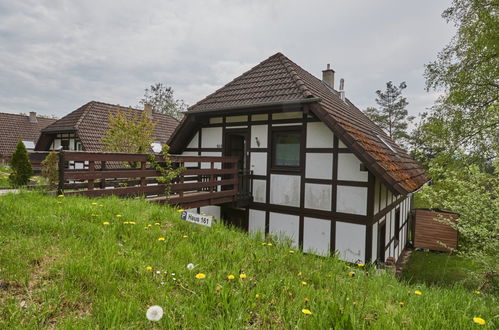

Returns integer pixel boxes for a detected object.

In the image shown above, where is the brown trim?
[365,223,372,262]
[305,148,334,153]
[332,136,339,213]
[249,148,269,153]
[330,219,336,254]
[184,148,222,152]
[373,196,406,223]
[337,148,352,153]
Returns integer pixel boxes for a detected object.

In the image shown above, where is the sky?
[0,0,455,120]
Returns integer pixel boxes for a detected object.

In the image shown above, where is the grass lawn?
[0,166,10,188]
[0,192,496,328]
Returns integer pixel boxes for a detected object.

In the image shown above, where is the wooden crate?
[413,209,459,252]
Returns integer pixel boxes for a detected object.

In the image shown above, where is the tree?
[9,140,33,187]
[101,108,156,155]
[139,83,187,120]
[364,81,414,144]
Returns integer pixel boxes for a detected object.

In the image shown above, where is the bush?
[9,140,33,187]
[41,151,59,189]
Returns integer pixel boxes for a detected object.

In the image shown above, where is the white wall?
[305,153,332,179]
[269,212,299,247]
[303,217,330,256]
[248,209,266,235]
[187,132,199,148]
[181,151,199,168]
[201,127,222,148]
[252,180,266,203]
[270,174,300,207]
[304,183,331,211]
[335,222,366,263]
[337,153,368,182]
[371,222,378,262]
[336,186,368,215]
[306,122,334,148]
[200,152,222,169]
[251,125,268,148]
[250,152,267,175]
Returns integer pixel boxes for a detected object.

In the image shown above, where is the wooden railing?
[31,151,241,209]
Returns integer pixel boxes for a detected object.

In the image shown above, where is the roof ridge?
[74,101,97,131]
[277,54,314,98]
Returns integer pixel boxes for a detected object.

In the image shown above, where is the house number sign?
[180,211,213,227]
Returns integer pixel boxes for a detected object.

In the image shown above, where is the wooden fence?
[30,151,241,209]
[413,209,459,252]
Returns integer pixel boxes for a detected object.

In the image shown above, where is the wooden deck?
[30,151,244,209]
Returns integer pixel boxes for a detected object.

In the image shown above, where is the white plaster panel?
[270,174,300,207]
[338,139,347,148]
[269,212,299,247]
[374,178,380,214]
[306,122,334,148]
[181,151,198,168]
[379,184,387,210]
[252,180,266,203]
[226,115,248,123]
[336,186,368,215]
[303,217,331,256]
[248,209,266,235]
[200,206,220,220]
[272,112,302,120]
[305,153,332,179]
[305,183,332,211]
[371,222,378,263]
[251,125,268,148]
[200,152,222,169]
[335,222,366,263]
[201,127,222,148]
[337,153,368,182]
[250,152,267,175]
[187,132,199,148]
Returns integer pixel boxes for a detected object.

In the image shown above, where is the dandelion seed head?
[187,263,195,270]
[146,305,163,322]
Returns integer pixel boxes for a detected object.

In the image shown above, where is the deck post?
[57,150,65,195]
[88,160,95,190]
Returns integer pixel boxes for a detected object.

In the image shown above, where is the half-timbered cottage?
[168,53,428,264]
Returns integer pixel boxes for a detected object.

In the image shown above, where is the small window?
[272,130,301,168]
[60,139,70,150]
[22,141,35,149]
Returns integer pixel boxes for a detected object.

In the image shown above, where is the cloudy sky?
[0,0,455,119]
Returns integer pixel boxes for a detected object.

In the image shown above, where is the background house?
[168,53,428,264]
[35,101,179,154]
[0,112,56,162]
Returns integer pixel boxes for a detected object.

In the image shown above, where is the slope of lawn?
[0,192,496,329]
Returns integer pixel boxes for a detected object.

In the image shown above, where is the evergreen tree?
[9,140,33,187]
[139,83,187,121]
[364,81,414,144]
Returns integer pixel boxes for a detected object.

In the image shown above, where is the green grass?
[401,251,483,289]
[0,166,11,188]
[0,192,496,329]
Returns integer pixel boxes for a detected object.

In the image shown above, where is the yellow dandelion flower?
[155,222,160,226]
[183,235,188,238]
[304,297,310,302]
[348,271,355,277]
[357,263,365,267]
[239,273,247,279]
[255,293,260,299]
[195,273,206,279]
[103,221,110,225]
[57,194,64,198]
[116,214,122,218]
[91,202,97,205]
[158,237,165,241]
[474,290,481,295]
[399,302,405,307]
[130,221,136,225]
[146,266,152,271]
[473,317,486,325]
[267,243,273,246]
[289,250,295,254]
[297,272,302,277]
[414,290,422,295]
[99,204,103,207]
[148,224,152,227]
[123,221,129,224]
[177,209,185,212]
[227,274,235,280]
[301,309,312,315]
[300,281,307,286]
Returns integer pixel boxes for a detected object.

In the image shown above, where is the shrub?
[41,151,59,189]
[9,140,33,187]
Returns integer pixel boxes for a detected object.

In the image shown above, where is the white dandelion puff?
[172,278,176,281]
[156,270,161,274]
[146,305,164,322]
[171,273,175,276]
[187,263,195,270]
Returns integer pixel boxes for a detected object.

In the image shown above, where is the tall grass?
[0,192,496,328]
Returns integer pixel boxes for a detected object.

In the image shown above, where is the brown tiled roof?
[181,53,428,195]
[0,112,56,160]
[39,101,179,151]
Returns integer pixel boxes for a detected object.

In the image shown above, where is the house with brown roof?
[168,53,428,264]
[0,112,57,162]
[35,101,179,157]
